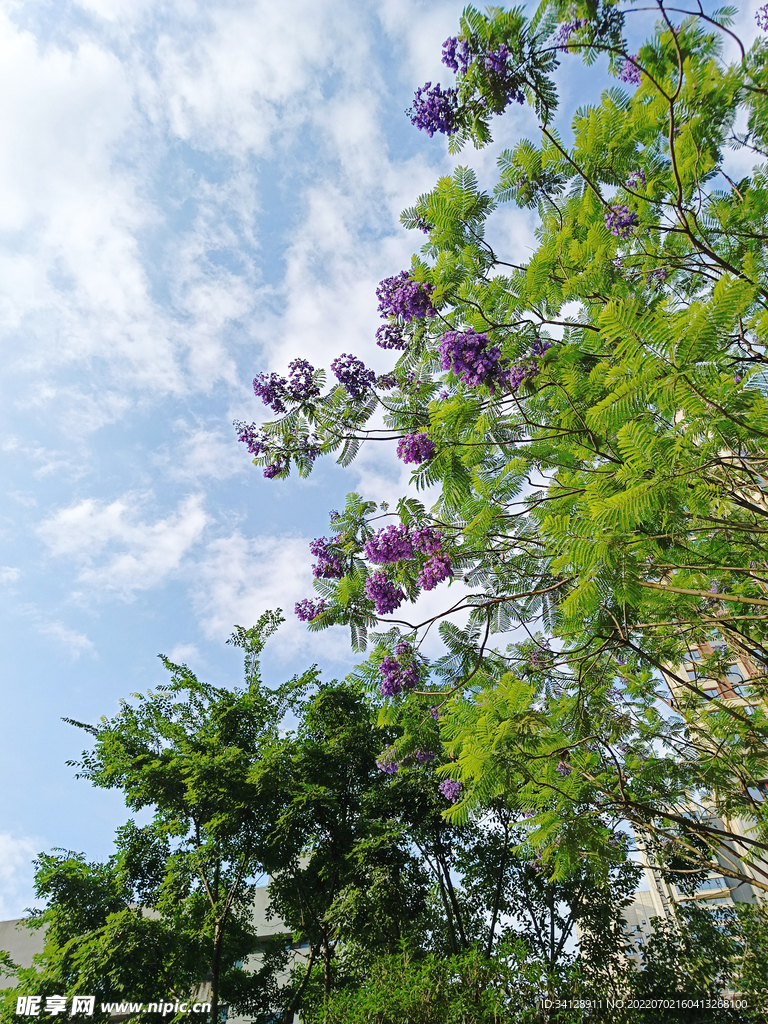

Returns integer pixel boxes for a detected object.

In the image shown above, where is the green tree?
[237,0,768,893]
[0,612,314,1024]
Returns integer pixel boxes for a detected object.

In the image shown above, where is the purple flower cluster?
[418,553,453,591]
[507,337,552,390]
[377,747,400,773]
[331,353,376,399]
[439,330,503,388]
[757,3,768,30]
[376,271,436,322]
[379,646,420,697]
[626,169,646,190]
[295,598,326,621]
[263,463,286,479]
[397,432,436,464]
[377,372,398,390]
[619,56,641,86]
[365,524,414,564]
[252,358,321,415]
[414,749,436,765]
[310,537,345,579]
[429,706,441,720]
[556,18,586,49]
[442,36,471,74]
[439,778,462,802]
[556,761,572,777]
[604,204,639,239]
[408,82,459,137]
[375,324,408,350]
[234,421,267,456]
[365,571,406,615]
[647,267,668,284]
[412,526,443,555]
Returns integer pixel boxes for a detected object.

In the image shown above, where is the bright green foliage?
[244,1,768,891]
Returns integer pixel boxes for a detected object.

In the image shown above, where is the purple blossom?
[414,749,436,765]
[647,267,668,284]
[377,748,400,774]
[439,778,462,802]
[429,706,441,720]
[295,598,326,621]
[378,645,420,697]
[757,3,768,30]
[604,204,639,239]
[418,553,453,591]
[376,323,408,350]
[234,421,267,456]
[397,432,436,464]
[365,525,414,564]
[365,571,406,615]
[377,372,398,390]
[442,36,471,75]
[263,463,286,479]
[556,761,572,777]
[331,353,376,399]
[310,537,345,579]
[619,56,641,86]
[484,43,510,77]
[253,371,289,415]
[411,526,443,555]
[379,656,405,697]
[556,18,586,49]
[626,169,646,190]
[376,272,436,322]
[251,359,320,415]
[408,82,459,137]
[439,330,504,388]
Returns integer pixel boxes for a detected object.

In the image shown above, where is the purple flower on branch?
[234,421,267,456]
[414,749,436,765]
[408,82,459,137]
[626,169,646,191]
[295,598,326,622]
[418,553,453,591]
[439,778,462,802]
[604,204,638,239]
[376,272,436,322]
[376,323,408,350]
[439,329,503,388]
[310,537,345,579]
[331,353,376,398]
[442,36,471,75]
[758,3,768,29]
[253,371,289,415]
[619,56,641,86]
[365,571,406,615]
[397,433,436,464]
[365,525,414,564]
[378,645,420,697]
[556,18,586,49]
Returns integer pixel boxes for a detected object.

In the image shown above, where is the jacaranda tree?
[236,1,768,894]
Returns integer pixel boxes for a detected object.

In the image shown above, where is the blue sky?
[0,0,761,918]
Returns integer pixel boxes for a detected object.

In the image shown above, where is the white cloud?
[38,621,96,659]
[167,642,201,665]
[161,422,247,482]
[193,530,351,661]
[0,833,41,921]
[37,493,207,596]
[0,566,20,584]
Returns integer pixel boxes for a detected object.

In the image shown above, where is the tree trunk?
[210,920,222,1024]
